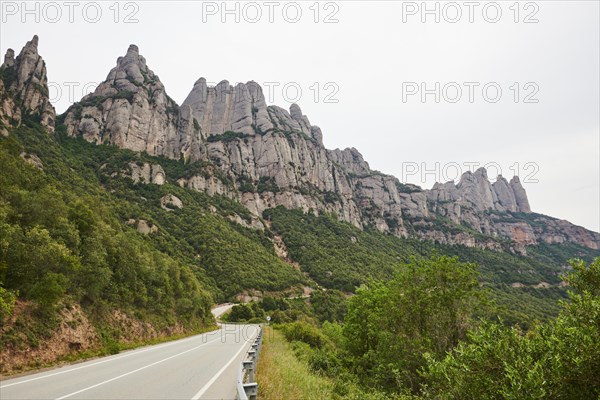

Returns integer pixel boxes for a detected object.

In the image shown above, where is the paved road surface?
[0,322,259,400]
[211,304,234,320]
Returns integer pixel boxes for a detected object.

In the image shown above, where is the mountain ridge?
[2,37,598,252]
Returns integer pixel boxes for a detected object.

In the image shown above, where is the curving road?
[1,312,258,400]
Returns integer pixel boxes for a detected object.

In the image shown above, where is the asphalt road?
[1,317,259,400]
[211,304,234,320]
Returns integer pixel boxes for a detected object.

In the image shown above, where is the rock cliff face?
[62,45,196,159]
[0,35,55,135]
[55,44,598,251]
[427,169,530,234]
[428,169,530,214]
[180,78,322,145]
[128,162,166,185]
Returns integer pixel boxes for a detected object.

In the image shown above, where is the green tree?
[228,304,254,321]
[0,284,17,322]
[420,257,600,399]
[30,272,69,310]
[311,289,347,323]
[343,255,481,393]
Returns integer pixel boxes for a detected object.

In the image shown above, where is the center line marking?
[1,329,221,389]
[54,335,222,400]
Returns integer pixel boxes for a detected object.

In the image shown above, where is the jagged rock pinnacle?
[0,35,55,133]
[2,49,15,68]
[62,44,181,157]
[429,167,531,214]
[127,44,139,55]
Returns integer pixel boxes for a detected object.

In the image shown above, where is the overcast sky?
[2,1,598,231]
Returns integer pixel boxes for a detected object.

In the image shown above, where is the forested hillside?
[264,206,599,326]
[0,121,307,372]
[2,118,599,373]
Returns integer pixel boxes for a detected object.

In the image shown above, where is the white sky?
[2,1,599,231]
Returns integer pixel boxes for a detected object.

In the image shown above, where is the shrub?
[282,321,325,348]
[0,284,17,323]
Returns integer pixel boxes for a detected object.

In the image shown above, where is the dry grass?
[256,326,335,400]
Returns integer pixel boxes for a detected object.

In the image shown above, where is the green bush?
[420,258,600,399]
[282,321,325,348]
[29,273,69,310]
[309,348,341,376]
[206,131,247,143]
[343,255,481,393]
[227,304,254,322]
[0,285,17,323]
[310,289,347,323]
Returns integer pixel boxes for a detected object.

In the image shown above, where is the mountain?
[56,42,599,253]
[1,36,599,373]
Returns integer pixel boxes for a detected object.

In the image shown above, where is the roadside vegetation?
[1,120,599,392]
[249,256,600,399]
[256,327,336,400]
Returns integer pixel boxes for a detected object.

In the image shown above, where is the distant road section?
[212,303,235,319]
[0,322,259,400]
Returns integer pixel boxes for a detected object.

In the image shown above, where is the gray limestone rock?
[492,175,517,212]
[63,44,183,158]
[129,162,166,185]
[510,176,531,213]
[0,36,55,133]
[161,194,183,211]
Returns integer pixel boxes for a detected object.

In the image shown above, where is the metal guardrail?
[236,325,263,400]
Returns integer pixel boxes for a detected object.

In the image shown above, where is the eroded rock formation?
[62,45,190,158]
[53,44,600,251]
[0,35,55,134]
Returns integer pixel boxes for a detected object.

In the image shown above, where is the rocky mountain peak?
[126,43,139,56]
[110,44,149,86]
[63,44,185,158]
[474,167,488,179]
[29,34,39,47]
[181,79,324,146]
[289,103,302,119]
[0,35,55,134]
[3,49,15,67]
[492,175,518,212]
[428,167,531,214]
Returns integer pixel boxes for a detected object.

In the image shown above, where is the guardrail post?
[247,350,256,364]
[242,360,255,382]
[243,382,258,400]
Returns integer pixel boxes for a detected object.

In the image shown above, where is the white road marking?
[54,335,222,400]
[191,326,258,400]
[0,329,220,389]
